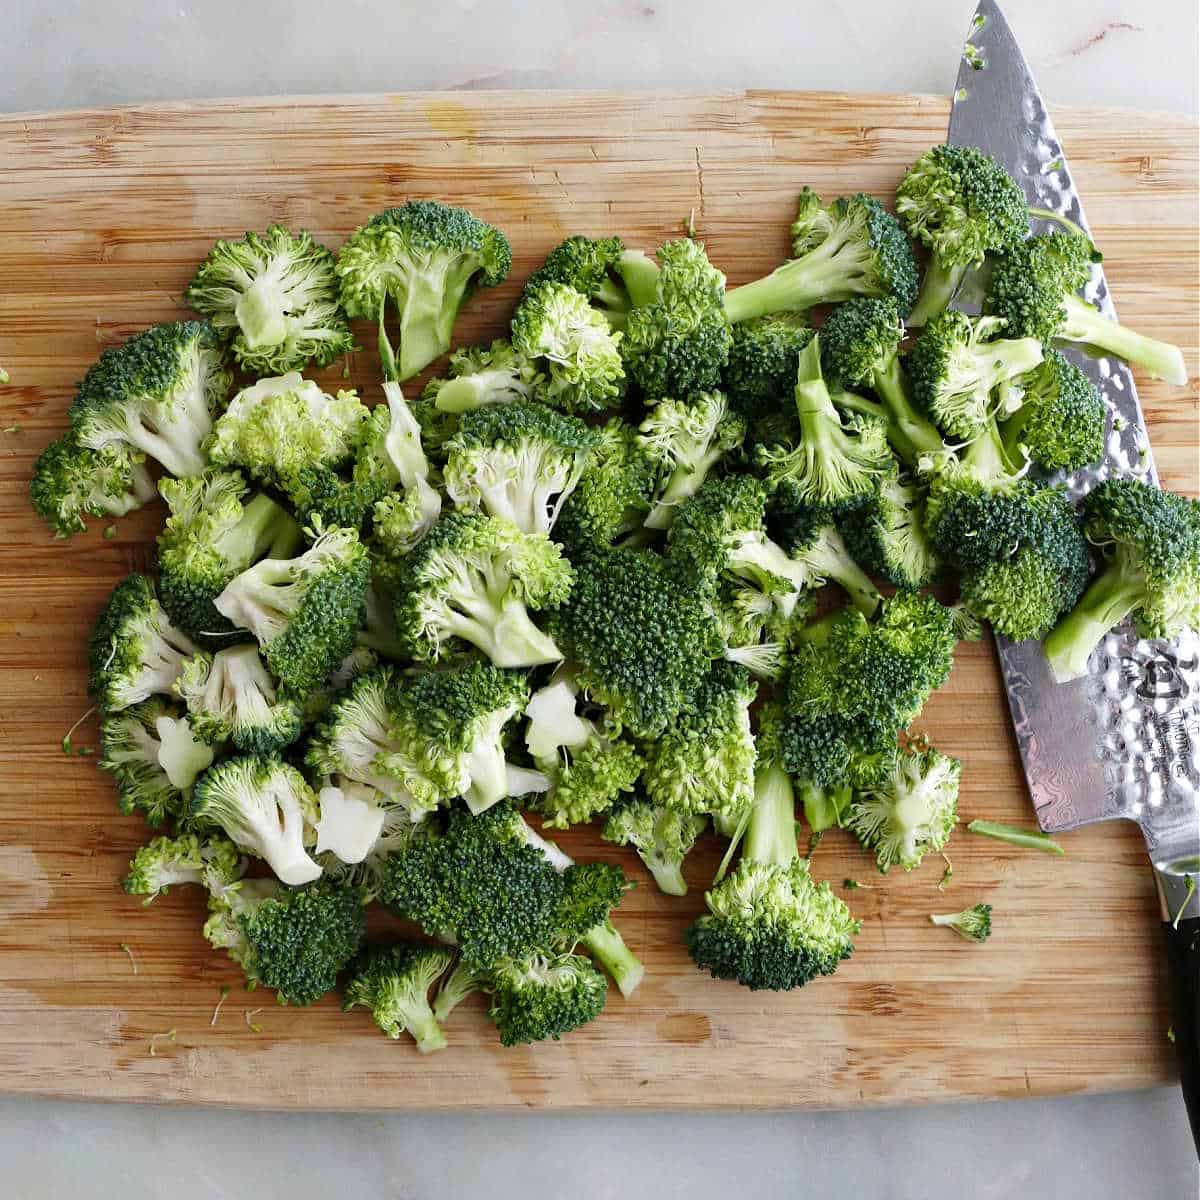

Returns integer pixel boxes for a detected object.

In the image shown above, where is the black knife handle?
[1163,916,1200,1154]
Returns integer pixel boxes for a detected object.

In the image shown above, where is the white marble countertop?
[1,1,1197,1195]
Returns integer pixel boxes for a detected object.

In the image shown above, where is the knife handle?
[1162,915,1200,1154]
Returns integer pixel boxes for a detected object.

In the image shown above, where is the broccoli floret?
[907,311,1044,441]
[157,470,301,643]
[819,299,944,465]
[686,717,859,990]
[522,234,658,329]
[88,574,200,712]
[621,239,733,402]
[712,579,817,682]
[433,957,485,1023]
[123,832,244,904]
[30,434,155,539]
[639,391,746,530]
[317,803,431,902]
[848,744,961,873]
[214,524,370,697]
[998,349,1105,472]
[342,942,453,1052]
[99,698,192,826]
[641,661,758,831]
[203,875,365,1005]
[307,662,529,818]
[388,511,570,668]
[185,226,355,374]
[986,230,1186,385]
[176,643,303,754]
[523,677,644,829]
[602,798,706,897]
[486,949,608,1046]
[896,145,1029,326]
[837,466,942,591]
[69,321,229,478]
[930,903,992,943]
[337,200,511,382]
[724,189,918,323]
[1043,479,1200,682]
[423,338,545,415]
[756,337,891,511]
[207,373,370,490]
[549,544,722,739]
[722,313,813,423]
[443,401,600,536]
[555,417,656,553]
[190,755,323,885]
[510,281,626,414]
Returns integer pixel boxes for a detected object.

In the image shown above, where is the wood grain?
[0,91,1195,1111]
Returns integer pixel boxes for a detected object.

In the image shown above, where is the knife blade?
[947,0,1199,1146]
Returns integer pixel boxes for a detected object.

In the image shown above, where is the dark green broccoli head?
[722,312,813,420]
[819,298,904,389]
[666,474,772,591]
[30,434,154,539]
[838,467,941,590]
[550,545,722,738]
[522,234,636,328]
[342,941,453,1052]
[1000,349,1105,472]
[336,200,512,381]
[985,230,1097,344]
[487,950,608,1046]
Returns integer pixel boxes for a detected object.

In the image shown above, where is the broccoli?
[342,942,453,1052]
[848,744,961,873]
[755,337,891,511]
[203,875,365,1005]
[819,299,944,465]
[386,511,570,668]
[317,804,432,902]
[206,373,370,493]
[907,311,1044,441]
[190,755,323,885]
[554,417,656,553]
[641,661,758,831]
[549,544,722,739]
[723,189,918,323]
[486,950,608,1046]
[99,698,194,826]
[184,226,355,374]
[307,662,530,818]
[336,200,512,382]
[443,401,600,536]
[998,349,1105,472]
[638,391,746,530]
[312,778,388,866]
[896,145,1029,326]
[686,715,859,990]
[433,957,485,1023]
[157,470,301,643]
[523,676,644,829]
[837,466,942,591]
[214,524,370,698]
[602,798,706,897]
[722,313,813,424]
[510,280,626,414]
[30,434,155,539]
[422,338,544,414]
[621,239,733,402]
[1043,479,1200,682]
[985,230,1186,385]
[522,234,659,329]
[930,903,992,943]
[123,832,244,904]
[176,643,303,754]
[69,321,230,479]
[711,580,816,683]
[151,710,215,789]
[88,574,200,712]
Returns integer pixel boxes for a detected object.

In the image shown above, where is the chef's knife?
[948,0,1200,1147]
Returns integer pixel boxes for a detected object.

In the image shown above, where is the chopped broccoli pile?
[35,149,1192,1044]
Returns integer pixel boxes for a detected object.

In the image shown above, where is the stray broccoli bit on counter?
[30,135,1191,1050]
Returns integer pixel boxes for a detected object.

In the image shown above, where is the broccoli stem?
[1057,294,1187,386]
[580,918,644,998]
[644,445,727,530]
[832,388,920,466]
[616,251,661,309]
[220,493,301,565]
[743,761,799,868]
[801,527,882,618]
[872,359,945,462]
[799,780,851,835]
[645,857,688,897]
[433,373,502,413]
[235,276,290,350]
[1042,561,1144,683]
[906,259,967,328]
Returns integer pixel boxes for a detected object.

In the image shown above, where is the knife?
[947,0,1200,1148]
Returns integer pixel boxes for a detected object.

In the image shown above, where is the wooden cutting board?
[0,91,1195,1111]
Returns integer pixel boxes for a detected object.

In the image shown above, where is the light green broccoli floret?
[342,942,453,1052]
[30,434,155,539]
[123,832,244,904]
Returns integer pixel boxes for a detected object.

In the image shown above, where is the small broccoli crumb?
[1173,877,1196,930]
[148,1029,177,1056]
[210,985,232,1027]
[938,854,954,891]
[244,1008,264,1033]
[119,942,138,975]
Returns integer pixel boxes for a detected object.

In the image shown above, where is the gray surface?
[1,0,1197,1194]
